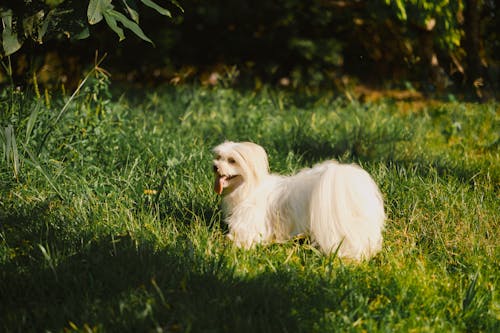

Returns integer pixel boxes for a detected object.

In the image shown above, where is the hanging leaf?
[105,9,153,44]
[37,11,51,43]
[3,30,22,56]
[169,0,184,13]
[22,10,45,38]
[140,0,171,17]
[88,0,113,25]
[122,0,140,23]
[1,9,23,55]
[103,11,125,41]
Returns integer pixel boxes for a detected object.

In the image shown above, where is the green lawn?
[1,85,498,332]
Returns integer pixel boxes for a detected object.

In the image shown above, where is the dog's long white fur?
[213,141,385,260]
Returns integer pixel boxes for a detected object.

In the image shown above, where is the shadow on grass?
[277,133,498,186]
[270,125,407,166]
[289,136,375,163]
[1,182,496,332]
[0,229,340,332]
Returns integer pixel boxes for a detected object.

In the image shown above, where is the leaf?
[396,1,407,20]
[22,10,45,38]
[45,0,67,6]
[140,0,171,17]
[169,0,184,13]
[37,11,51,43]
[72,27,90,40]
[122,0,140,23]
[103,12,125,41]
[87,0,113,25]
[106,9,154,44]
[87,0,103,24]
[387,0,407,21]
[1,10,23,55]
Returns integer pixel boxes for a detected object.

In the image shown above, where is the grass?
[0,83,499,332]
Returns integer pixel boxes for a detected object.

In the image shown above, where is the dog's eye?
[228,157,236,164]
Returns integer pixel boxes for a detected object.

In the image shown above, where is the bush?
[0,0,180,56]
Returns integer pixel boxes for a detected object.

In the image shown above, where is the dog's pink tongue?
[214,175,227,195]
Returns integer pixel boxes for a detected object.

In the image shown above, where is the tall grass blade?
[11,125,19,179]
[151,278,171,309]
[36,54,108,155]
[463,271,479,314]
[23,143,64,200]
[3,125,11,163]
[3,125,20,178]
[153,172,168,206]
[38,244,58,281]
[25,102,40,145]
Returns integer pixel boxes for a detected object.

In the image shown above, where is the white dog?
[212,141,385,260]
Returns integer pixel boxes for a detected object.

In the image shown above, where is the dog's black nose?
[213,164,218,173]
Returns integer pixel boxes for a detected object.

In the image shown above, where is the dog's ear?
[236,142,269,183]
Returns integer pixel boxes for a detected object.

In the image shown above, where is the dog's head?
[212,141,269,195]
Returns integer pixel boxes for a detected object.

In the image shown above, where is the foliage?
[0,0,181,56]
[385,0,463,50]
[0,84,498,331]
[0,53,110,181]
[2,0,499,94]
[95,0,495,92]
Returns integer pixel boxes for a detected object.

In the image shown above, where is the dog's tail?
[309,162,385,259]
